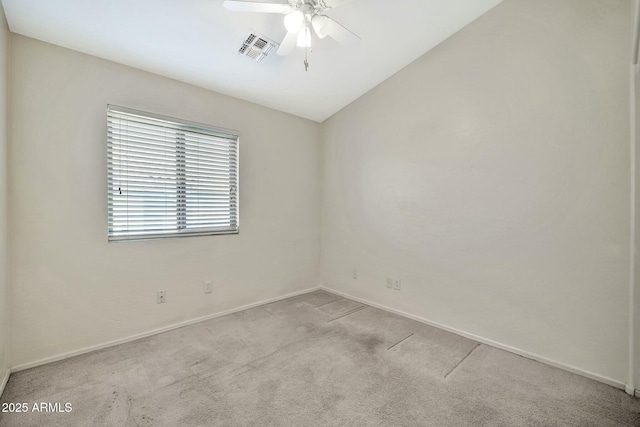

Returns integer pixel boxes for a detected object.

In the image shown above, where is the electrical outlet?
[204,281,213,294]
[386,277,393,289]
[352,269,358,280]
[157,290,166,304]
[393,279,401,291]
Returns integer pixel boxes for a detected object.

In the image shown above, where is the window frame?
[106,105,240,242]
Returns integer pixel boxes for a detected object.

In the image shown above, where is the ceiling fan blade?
[223,1,291,14]
[324,17,360,47]
[277,31,297,55]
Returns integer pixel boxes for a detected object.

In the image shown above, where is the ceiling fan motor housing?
[290,0,329,15]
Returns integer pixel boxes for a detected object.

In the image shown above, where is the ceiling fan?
[223,0,360,70]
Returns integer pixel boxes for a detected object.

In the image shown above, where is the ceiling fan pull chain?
[304,45,309,72]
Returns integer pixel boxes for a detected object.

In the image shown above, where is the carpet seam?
[315,298,345,308]
[327,305,368,323]
[444,343,481,379]
[387,333,414,351]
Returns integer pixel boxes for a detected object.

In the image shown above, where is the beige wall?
[321,0,632,385]
[0,3,9,381]
[8,35,321,367]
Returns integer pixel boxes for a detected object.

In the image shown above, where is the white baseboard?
[0,368,9,398]
[11,286,320,373]
[625,385,636,396]
[320,286,627,391]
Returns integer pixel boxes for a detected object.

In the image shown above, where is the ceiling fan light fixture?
[311,15,330,39]
[284,10,304,33]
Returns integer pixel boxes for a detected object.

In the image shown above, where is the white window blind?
[107,106,239,241]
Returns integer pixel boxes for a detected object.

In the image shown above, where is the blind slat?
[108,194,236,202]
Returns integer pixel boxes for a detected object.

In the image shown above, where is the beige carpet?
[1,290,639,426]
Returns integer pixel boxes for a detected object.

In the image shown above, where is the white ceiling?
[1,0,503,122]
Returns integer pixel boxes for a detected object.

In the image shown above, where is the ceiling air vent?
[238,32,278,63]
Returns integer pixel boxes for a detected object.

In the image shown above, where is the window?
[107,106,239,241]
